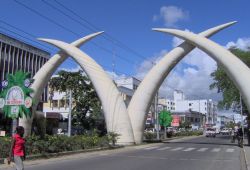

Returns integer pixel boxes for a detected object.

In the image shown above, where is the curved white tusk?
[38,38,135,145]
[19,32,104,136]
[128,21,237,144]
[153,28,250,124]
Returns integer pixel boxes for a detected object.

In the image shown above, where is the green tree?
[49,70,103,134]
[179,121,191,129]
[159,110,173,139]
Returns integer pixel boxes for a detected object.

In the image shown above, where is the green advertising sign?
[0,71,33,119]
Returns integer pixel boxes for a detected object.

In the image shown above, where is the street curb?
[0,145,123,165]
[243,147,249,170]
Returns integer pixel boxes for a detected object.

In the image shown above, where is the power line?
[0,20,56,53]
[53,0,149,61]
[0,23,133,79]
[0,26,53,53]
[14,0,139,66]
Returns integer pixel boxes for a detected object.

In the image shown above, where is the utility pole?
[68,89,72,137]
[155,92,159,140]
[240,93,244,143]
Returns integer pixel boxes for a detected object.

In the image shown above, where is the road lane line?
[157,147,171,151]
[144,146,159,150]
[171,147,184,151]
[211,148,221,152]
[197,148,208,152]
[183,148,196,152]
[226,148,234,152]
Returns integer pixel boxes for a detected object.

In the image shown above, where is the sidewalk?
[244,138,250,170]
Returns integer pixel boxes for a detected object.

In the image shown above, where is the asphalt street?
[1,135,245,170]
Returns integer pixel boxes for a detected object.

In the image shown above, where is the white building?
[216,115,233,129]
[115,76,156,127]
[163,90,217,125]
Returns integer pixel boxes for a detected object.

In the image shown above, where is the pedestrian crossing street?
[141,146,237,153]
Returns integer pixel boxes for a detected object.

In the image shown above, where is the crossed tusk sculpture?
[18,21,250,145]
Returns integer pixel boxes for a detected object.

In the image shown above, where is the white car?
[220,128,230,135]
[205,128,216,137]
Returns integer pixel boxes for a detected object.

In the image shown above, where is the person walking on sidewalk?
[8,126,26,170]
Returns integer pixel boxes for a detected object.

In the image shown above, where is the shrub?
[0,134,111,158]
[175,130,203,137]
[107,132,120,146]
[144,132,156,140]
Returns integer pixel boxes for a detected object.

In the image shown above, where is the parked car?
[205,128,216,137]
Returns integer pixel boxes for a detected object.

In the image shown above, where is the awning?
[45,112,63,119]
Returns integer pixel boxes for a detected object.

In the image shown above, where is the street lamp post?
[68,89,72,137]
[240,93,244,144]
[155,92,159,140]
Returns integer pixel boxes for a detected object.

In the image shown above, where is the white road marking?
[144,146,159,150]
[171,147,184,151]
[197,148,208,152]
[183,148,196,152]
[226,148,234,152]
[211,148,221,152]
[157,147,171,151]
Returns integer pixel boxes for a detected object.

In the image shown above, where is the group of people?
[231,126,244,147]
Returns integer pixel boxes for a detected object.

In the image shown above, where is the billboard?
[171,115,180,127]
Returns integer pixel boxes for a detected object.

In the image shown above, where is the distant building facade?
[0,33,50,134]
[0,33,50,102]
[163,90,217,126]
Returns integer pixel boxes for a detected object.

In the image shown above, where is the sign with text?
[171,115,180,127]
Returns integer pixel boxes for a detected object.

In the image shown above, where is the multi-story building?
[0,33,50,101]
[171,110,204,129]
[0,33,50,133]
[216,115,233,129]
[43,89,69,134]
[163,90,217,126]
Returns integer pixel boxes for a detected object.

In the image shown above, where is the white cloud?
[57,66,127,81]
[135,36,222,101]
[58,65,82,72]
[226,38,250,51]
[135,50,168,79]
[153,6,189,27]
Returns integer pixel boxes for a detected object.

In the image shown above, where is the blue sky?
[0,0,250,102]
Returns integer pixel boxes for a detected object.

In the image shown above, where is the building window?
[133,85,138,90]
[189,103,192,106]
[205,107,207,110]
[52,100,58,108]
[59,100,65,108]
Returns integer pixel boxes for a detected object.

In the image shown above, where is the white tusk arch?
[38,38,135,145]
[128,21,236,144]
[19,32,104,137]
[153,28,250,124]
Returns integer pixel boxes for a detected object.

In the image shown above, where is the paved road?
[2,135,246,170]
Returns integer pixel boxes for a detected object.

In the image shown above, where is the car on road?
[205,128,216,137]
[220,128,230,135]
